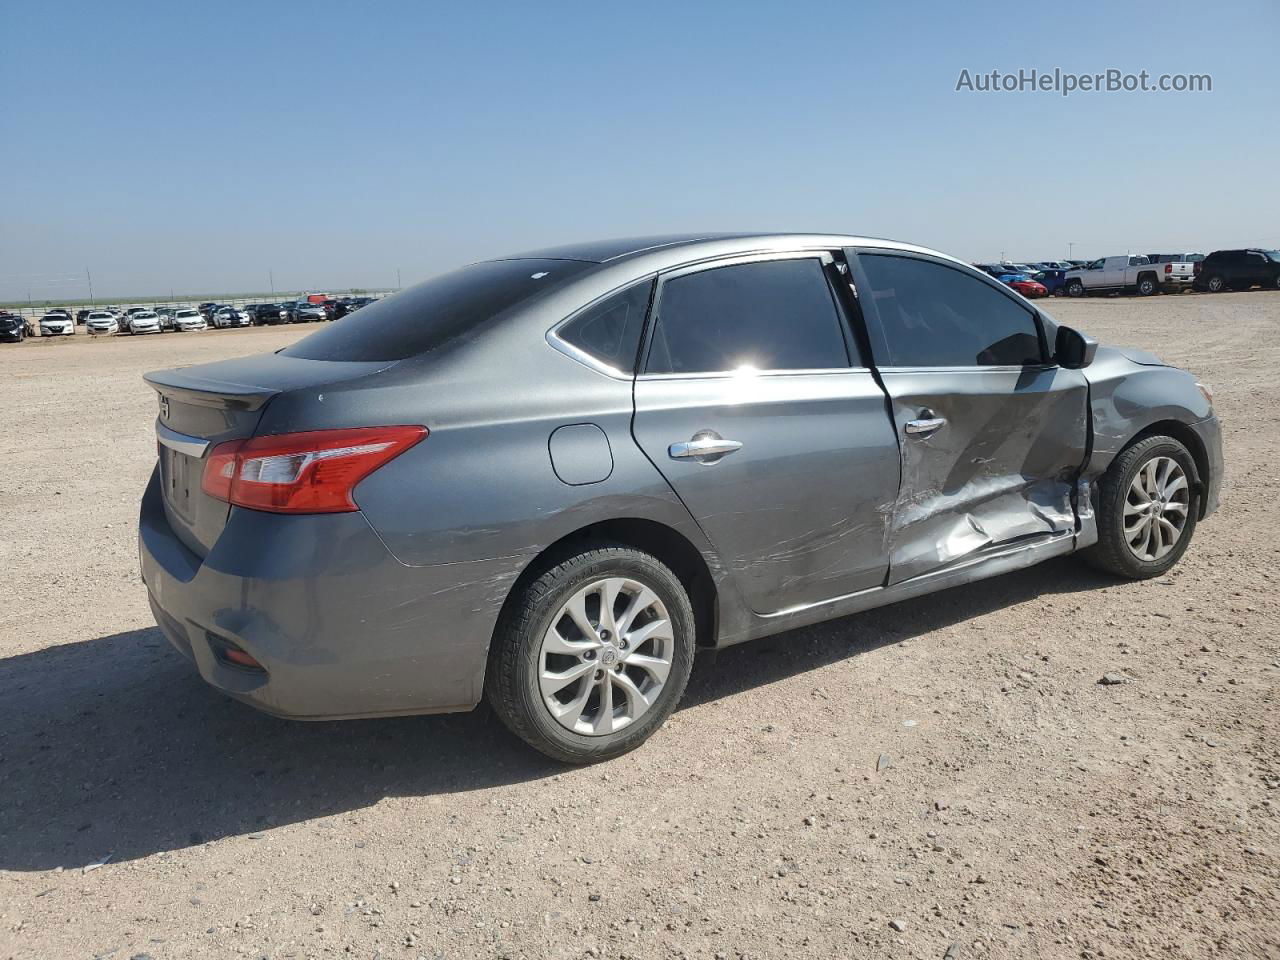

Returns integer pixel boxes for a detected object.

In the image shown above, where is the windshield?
[282,258,595,362]
[176,310,199,318]
[1264,251,1280,262]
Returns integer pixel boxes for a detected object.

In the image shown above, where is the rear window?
[282,259,593,362]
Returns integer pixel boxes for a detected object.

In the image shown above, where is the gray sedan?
[139,233,1222,762]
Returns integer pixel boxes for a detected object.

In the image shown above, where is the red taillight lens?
[1164,263,1172,274]
[202,425,427,514]
[1194,261,1202,275]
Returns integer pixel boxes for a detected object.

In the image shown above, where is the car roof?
[501,232,963,267]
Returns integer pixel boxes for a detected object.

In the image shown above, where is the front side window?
[645,258,850,375]
[556,280,653,373]
[857,254,1043,367]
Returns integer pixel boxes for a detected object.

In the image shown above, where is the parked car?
[39,312,75,336]
[1192,249,1280,293]
[139,233,1222,763]
[1063,256,1168,297]
[173,308,207,332]
[1146,253,1204,265]
[1036,260,1075,272]
[155,307,177,331]
[85,311,120,335]
[248,303,286,325]
[76,309,92,325]
[284,301,327,323]
[322,299,348,321]
[0,312,27,342]
[344,296,377,312]
[128,311,163,335]
[212,306,251,329]
[198,302,219,319]
[1002,274,1049,298]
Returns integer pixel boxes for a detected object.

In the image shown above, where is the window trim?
[545,275,658,380]
[846,247,1052,371]
[637,250,863,380]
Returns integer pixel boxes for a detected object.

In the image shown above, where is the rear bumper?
[1192,415,1223,519]
[138,468,523,719]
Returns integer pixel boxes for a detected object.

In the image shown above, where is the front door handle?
[669,436,744,461]
[904,416,947,437]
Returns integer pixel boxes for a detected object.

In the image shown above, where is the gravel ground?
[1,294,1277,960]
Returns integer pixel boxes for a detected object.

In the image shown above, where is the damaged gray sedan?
[139,234,1222,763]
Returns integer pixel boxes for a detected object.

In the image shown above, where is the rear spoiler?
[143,368,278,411]
[142,353,396,412]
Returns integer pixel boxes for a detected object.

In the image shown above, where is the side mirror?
[1055,325,1097,369]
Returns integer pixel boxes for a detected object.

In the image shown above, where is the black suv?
[1194,249,1280,293]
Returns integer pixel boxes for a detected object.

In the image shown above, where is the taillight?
[1194,261,1202,275]
[1164,263,1172,274]
[202,425,427,514]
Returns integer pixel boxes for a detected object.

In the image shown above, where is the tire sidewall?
[1101,438,1200,578]
[500,548,695,763]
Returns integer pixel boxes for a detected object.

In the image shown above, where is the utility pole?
[396,269,402,291]
[269,270,275,296]
[86,268,94,306]
[1068,242,1074,260]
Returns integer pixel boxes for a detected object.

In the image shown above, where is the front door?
[848,248,1090,585]
[631,253,900,614]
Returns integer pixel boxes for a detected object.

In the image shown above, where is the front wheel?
[1066,279,1085,298]
[1083,435,1199,579]
[486,544,696,764]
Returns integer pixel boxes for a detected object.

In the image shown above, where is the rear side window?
[555,280,653,373]
[282,258,593,362]
[858,254,1043,367]
[645,258,850,374]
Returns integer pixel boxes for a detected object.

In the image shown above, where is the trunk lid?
[144,353,392,557]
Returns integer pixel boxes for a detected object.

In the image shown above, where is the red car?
[1007,277,1048,298]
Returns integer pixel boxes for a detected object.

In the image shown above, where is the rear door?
[847,249,1089,584]
[631,252,900,614]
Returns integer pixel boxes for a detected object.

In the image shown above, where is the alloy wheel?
[1124,456,1190,561]
[538,577,674,736]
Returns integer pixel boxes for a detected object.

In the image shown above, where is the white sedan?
[85,311,119,335]
[39,313,75,336]
[173,308,207,332]
[127,311,163,335]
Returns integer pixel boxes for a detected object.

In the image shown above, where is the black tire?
[1136,274,1158,296]
[486,543,696,764]
[1066,279,1085,298]
[1082,435,1200,580]
[1206,275,1226,293]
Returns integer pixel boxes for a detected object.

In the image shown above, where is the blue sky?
[3,0,1277,298]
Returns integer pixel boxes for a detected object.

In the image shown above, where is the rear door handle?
[668,437,744,460]
[904,416,947,436]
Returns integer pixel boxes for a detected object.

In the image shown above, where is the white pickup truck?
[1063,255,1196,297]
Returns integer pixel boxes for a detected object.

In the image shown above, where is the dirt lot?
[1,295,1277,960]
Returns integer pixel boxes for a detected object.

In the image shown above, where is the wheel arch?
[497,518,720,649]
[1123,419,1212,518]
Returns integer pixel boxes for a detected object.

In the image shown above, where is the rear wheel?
[1137,275,1158,296]
[1206,274,1226,293]
[1083,435,1199,579]
[1066,279,1085,298]
[486,544,696,764]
